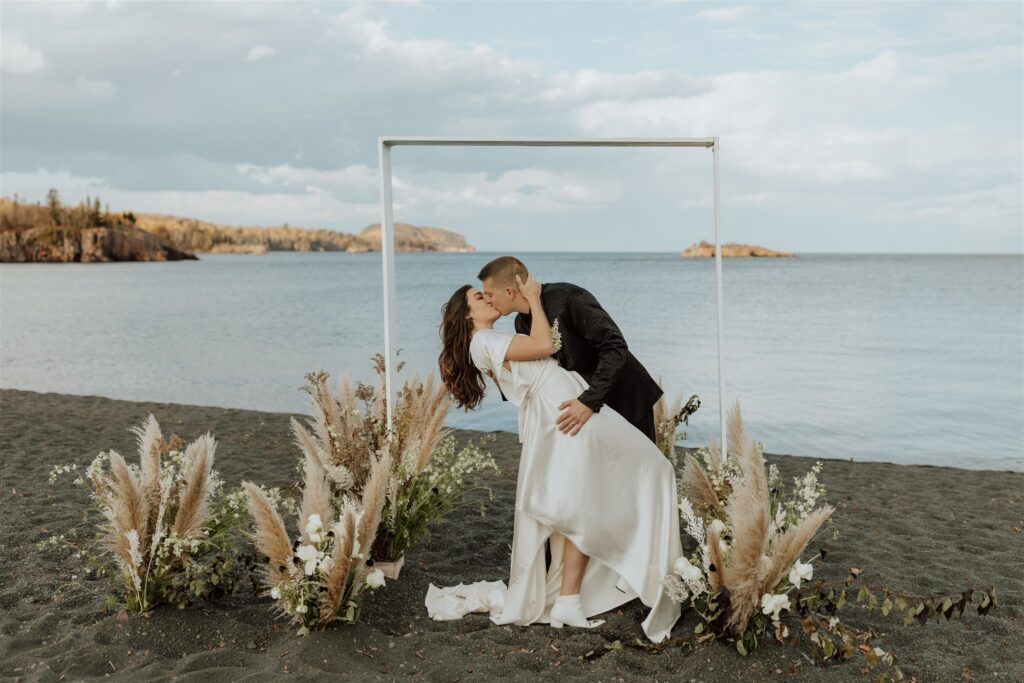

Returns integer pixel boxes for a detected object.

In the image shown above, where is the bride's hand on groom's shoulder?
[516,273,542,300]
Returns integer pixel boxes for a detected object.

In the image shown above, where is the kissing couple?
[426,256,683,643]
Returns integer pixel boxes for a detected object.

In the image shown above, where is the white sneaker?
[549,594,605,629]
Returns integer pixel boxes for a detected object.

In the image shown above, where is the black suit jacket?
[512,282,663,439]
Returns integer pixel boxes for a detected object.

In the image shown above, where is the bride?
[430,273,683,643]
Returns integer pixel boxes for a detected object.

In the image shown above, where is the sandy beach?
[1,388,1021,681]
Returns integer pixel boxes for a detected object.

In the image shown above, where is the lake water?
[2,252,1021,471]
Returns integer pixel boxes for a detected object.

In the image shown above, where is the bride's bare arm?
[505,274,555,362]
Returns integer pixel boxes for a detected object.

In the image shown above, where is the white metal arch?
[377,136,728,459]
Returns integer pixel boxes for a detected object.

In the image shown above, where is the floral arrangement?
[657,402,998,681]
[550,318,563,353]
[243,444,392,634]
[653,388,701,465]
[292,356,500,568]
[45,415,250,611]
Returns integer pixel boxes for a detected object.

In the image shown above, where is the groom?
[477,256,663,443]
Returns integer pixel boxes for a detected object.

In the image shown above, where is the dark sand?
[1,389,1021,681]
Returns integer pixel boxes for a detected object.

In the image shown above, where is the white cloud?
[72,75,115,100]
[1,34,46,74]
[245,45,275,62]
[873,182,1023,233]
[236,162,376,196]
[696,5,752,22]
[541,68,706,103]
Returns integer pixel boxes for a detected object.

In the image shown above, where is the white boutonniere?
[550,319,563,352]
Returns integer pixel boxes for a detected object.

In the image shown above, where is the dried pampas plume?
[684,454,724,518]
[299,450,333,542]
[356,447,392,555]
[722,436,771,633]
[705,525,726,592]
[104,450,149,565]
[172,433,216,539]
[243,482,294,586]
[131,413,163,520]
[321,505,358,624]
[760,505,834,596]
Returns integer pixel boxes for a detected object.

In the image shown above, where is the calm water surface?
[2,252,1021,471]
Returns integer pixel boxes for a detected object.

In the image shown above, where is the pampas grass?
[56,415,244,611]
[244,443,393,632]
[671,400,833,636]
[357,447,392,554]
[684,454,724,518]
[172,433,215,539]
[760,506,834,595]
[320,504,358,626]
[298,450,333,543]
[293,359,498,569]
[721,437,772,633]
[243,482,295,586]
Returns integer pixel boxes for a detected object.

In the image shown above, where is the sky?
[1,0,1021,253]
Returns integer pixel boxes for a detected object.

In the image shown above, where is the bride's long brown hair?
[439,285,487,410]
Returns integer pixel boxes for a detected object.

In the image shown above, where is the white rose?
[673,556,704,584]
[270,587,281,600]
[304,514,323,535]
[308,530,324,544]
[760,593,790,622]
[788,559,813,589]
[296,544,320,576]
[365,568,386,589]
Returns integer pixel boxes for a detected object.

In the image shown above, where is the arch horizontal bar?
[381,136,716,148]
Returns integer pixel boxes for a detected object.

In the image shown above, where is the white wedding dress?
[424,328,683,643]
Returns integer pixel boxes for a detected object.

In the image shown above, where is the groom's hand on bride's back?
[556,398,593,437]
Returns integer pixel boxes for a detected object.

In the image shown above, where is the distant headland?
[0,191,475,263]
[682,240,794,258]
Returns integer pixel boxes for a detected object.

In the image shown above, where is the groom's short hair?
[477,256,528,287]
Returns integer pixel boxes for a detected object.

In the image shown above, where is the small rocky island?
[682,240,794,258]
[1,191,475,262]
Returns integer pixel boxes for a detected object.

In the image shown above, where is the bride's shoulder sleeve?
[470,329,515,373]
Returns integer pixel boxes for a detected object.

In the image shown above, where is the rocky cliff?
[133,215,475,253]
[358,223,475,253]
[1,196,197,263]
[681,240,793,258]
[0,224,197,263]
[2,192,476,261]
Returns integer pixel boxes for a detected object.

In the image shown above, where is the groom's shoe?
[549,593,605,629]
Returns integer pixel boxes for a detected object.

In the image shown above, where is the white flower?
[788,559,813,589]
[550,319,563,352]
[673,556,704,584]
[270,587,281,600]
[318,556,334,575]
[761,593,791,622]
[304,514,323,535]
[708,519,726,537]
[308,530,324,544]
[365,568,386,589]
[296,544,320,576]
[294,603,308,614]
